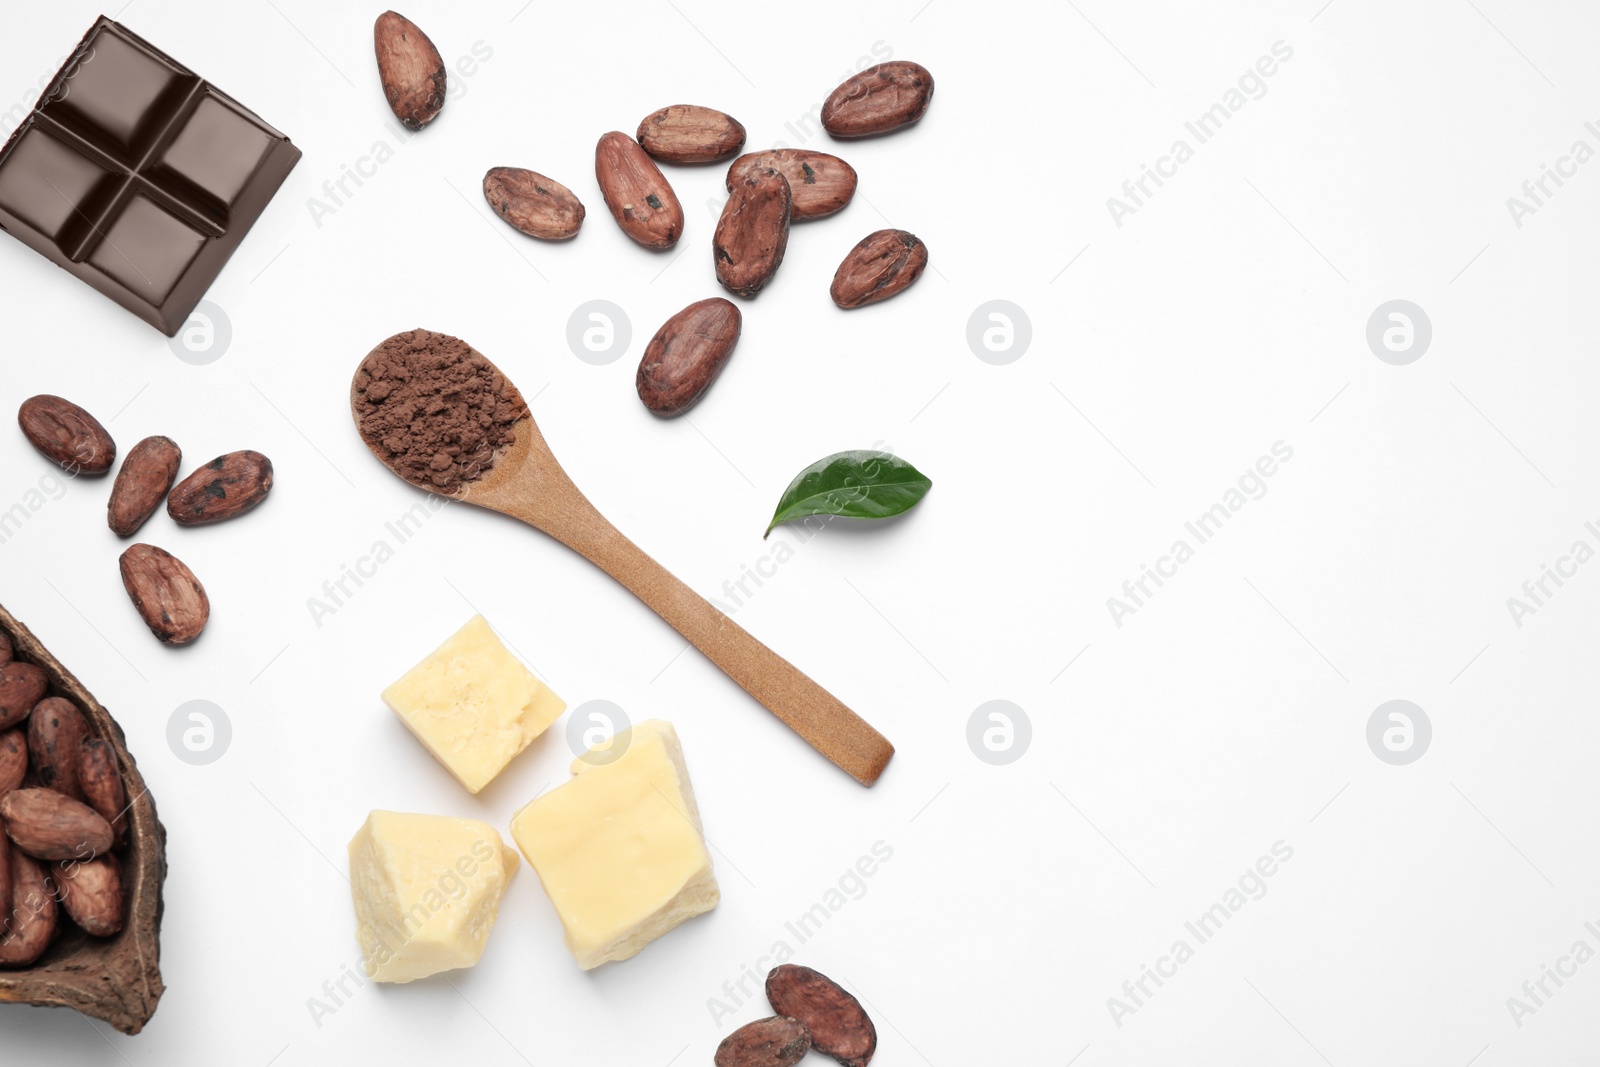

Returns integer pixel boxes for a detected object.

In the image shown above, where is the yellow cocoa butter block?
[511,720,719,969]
[382,614,565,793]
[347,810,519,983]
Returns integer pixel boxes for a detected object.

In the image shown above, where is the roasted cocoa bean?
[714,169,791,298]
[766,965,877,1067]
[119,544,210,645]
[636,298,742,416]
[108,435,181,537]
[829,229,928,309]
[17,394,115,475]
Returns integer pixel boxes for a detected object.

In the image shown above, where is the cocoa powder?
[352,329,528,495]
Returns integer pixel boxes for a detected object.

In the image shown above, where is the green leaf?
[765,450,932,537]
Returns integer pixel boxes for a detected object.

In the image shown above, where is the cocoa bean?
[821,61,934,138]
[108,435,181,537]
[715,1016,813,1067]
[374,11,445,130]
[829,229,928,309]
[166,450,273,525]
[637,105,746,163]
[56,854,124,937]
[636,298,742,416]
[595,131,684,249]
[482,167,585,241]
[714,169,791,298]
[0,788,113,862]
[0,848,56,967]
[78,740,126,846]
[17,394,115,475]
[0,728,24,794]
[119,544,210,645]
[727,150,857,220]
[27,697,87,801]
[765,965,876,1067]
[0,663,47,731]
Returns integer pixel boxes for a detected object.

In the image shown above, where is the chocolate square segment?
[0,126,121,243]
[152,94,275,213]
[0,18,300,335]
[88,196,207,303]
[39,26,197,163]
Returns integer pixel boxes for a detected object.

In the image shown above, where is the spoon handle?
[550,511,894,786]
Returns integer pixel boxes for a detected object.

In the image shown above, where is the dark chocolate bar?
[0,17,301,335]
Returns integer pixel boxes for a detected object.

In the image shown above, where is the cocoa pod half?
[56,854,125,938]
[17,394,115,475]
[821,61,934,138]
[636,298,742,417]
[765,965,877,1067]
[714,168,791,298]
[483,167,585,241]
[108,435,181,537]
[595,131,684,249]
[78,740,127,846]
[166,450,273,525]
[829,229,928,309]
[374,11,445,130]
[0,662,48,731]
[637,104,746,163]
[27,697,87,801]
[119,544,210,645]
[727,150,857,220]
[0,848,57,967]
[0,788,113,862]
[715,1016,813,1067]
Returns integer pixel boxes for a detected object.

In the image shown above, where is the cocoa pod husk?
[636,298,742,416]
[829,229,928,309]
[0,663,47,731]
[765,965,877,1067]
[714,168,791,298]
[482,167,585,241]
[0,849,56,967]
[727,150,857,220]
[16,395,115,475]
[0,788,113,862]
[118,544,210,645]
[821,61,934,138]
[374,11,445,130]
[108,436,181,537]
[595,131,684,249]
[77,740,126,847]
[27,698,87,801]
[56,854,124,938]
[166,450,273,525]
[715,1016,813,1067]
[637,104,746,163]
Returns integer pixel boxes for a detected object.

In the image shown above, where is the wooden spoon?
[351,332,894,786]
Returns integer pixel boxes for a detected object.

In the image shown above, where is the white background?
[2,0,1598,1063]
